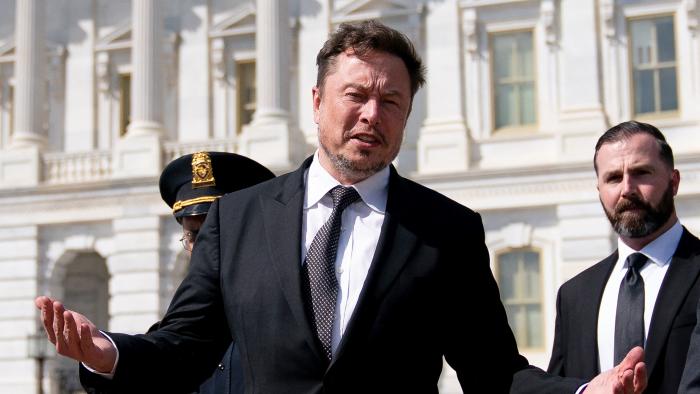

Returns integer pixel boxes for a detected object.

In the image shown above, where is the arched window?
[55,252,109,393]
[497,248,543,350]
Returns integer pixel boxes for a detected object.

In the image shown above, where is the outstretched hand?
[584,346,646,394]
[34,296,117,373]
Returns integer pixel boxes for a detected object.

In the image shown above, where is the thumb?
[618,346,645,372]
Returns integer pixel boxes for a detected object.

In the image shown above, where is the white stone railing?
[163,138,236,165]
[39,139,236,185]
[43,150,112,185]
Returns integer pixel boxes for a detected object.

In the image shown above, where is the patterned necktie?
[614,252,647,365]
[302,185,361,360]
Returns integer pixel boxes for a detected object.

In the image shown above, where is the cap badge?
[191,152,216,188]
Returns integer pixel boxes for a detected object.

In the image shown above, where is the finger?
[52,302,67,352]
[64,312,82,359]
[37,297,56,343]
[621,369,634,394]
[619,347,644,371]
[79,323,96,358]
[634,362,647,393]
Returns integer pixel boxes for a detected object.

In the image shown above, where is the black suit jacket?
[81,158,581,394]
[678,297,700,393]
[547,228,700,394]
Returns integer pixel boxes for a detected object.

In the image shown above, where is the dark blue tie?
[614,252,647,364]
[302,186,360,360]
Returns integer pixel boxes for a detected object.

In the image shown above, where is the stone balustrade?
[43,150,112,184]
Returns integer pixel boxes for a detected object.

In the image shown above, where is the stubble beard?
[320,142,390,183]
[603,180,675,238]
[319,127,400,183]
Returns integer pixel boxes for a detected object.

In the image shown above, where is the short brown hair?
[594,120,674,173]
[316,20,426,97]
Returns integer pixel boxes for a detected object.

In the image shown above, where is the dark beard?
[604,181,675,238]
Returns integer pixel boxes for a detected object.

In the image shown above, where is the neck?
[619,214,678,251]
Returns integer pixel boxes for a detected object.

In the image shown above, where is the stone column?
[0,0,46,188]
[556,0,607,161]
[11,0,47,149]
[254,0,289,123]
[127,0,163,137]
[417,0,469,174]
[239,0,305,169]
[112,0,164,179]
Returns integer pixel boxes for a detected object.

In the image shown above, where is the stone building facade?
[1,0,700,392]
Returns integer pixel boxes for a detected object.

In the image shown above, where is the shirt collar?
[304,151,389,213]
[617,220,683,269]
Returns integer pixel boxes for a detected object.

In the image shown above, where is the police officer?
[158,151,274,394]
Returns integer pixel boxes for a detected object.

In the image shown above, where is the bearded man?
[547,120,700,394]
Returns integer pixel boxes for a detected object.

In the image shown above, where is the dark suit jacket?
[678,297,700,393]
[197,344,243,394]
[81,158,581,394]
[547,228,700,394]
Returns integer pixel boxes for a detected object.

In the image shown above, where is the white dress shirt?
[302,152,389,355]
[597,220,683,371]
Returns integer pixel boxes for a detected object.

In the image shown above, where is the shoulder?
[559,254,615,295]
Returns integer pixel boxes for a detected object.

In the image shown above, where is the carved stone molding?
[600,0,615,40]
[211,37,226,82]
[541,0,557,46]
[48,45,66,99]
[462,8,478,54]
[688,0,699,34]
[96,51,110,93]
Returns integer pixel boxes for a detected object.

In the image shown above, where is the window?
[119,73,131,137]
[491,31,536,130]
[236,60,256,134]
[497,249,543,349]
[629,16,678,116]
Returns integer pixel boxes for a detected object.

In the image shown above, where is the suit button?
[218,363,225,370]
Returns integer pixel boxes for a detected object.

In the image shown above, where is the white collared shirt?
[302,152,389,355]
[597,220,683,371]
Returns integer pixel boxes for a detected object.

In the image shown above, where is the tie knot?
[330,186,361,212]
[627,253,648,271]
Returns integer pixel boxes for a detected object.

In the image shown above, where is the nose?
[620,173,638,199]
[359,98,380,127]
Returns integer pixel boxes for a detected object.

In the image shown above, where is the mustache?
[614,195,651,214]
[346,127,386,145]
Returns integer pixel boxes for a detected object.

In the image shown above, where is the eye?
[605,174,622,183]
[346,91,364,100]
[384,98,399,106]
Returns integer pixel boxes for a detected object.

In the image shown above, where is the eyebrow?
[344,83,405,98]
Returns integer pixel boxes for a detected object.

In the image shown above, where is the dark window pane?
[495,85,515,129]
[659,67,678,111]
[630,20,653,66]
[527,305,543,347]
[518,32,534,77]
[520,83,536,126]
[634,69,655,114]
[498,252,517,300]
[656,17,676,63]
[493,35,515,79]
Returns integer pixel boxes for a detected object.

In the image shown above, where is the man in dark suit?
[547,121,700,394]
[35,21,645,394]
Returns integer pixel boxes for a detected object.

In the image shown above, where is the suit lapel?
[329,168,418,368]
[260,157,327,362]
[645,229,700,377]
